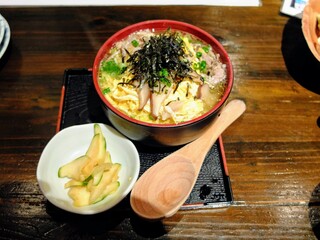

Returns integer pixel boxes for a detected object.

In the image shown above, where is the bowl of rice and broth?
[93,20,233,146]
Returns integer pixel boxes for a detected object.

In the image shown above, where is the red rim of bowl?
[93,19,233,128]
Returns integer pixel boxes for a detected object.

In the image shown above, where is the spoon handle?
[180,99,246,172]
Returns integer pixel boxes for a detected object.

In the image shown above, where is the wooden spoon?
[130,99,246,220]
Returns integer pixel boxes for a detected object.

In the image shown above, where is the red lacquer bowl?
[93,20,233,146]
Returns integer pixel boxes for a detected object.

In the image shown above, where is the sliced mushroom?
[150,86,172,119]
[161,100,184,121]
[197,83,211,101]
[138,83,150,110]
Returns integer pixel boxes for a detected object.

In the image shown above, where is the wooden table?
[1,1,320,238]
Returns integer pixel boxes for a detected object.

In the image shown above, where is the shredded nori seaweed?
[126,30,191,93]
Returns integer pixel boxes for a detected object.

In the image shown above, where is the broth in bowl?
[97,29,227,124]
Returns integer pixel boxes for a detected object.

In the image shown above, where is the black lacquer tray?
[57,68,233,208]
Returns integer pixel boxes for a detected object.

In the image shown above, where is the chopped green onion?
[196,51,202,58]
[200,60,207,71]
[160,77,172,87]
[131,39,139,47]
[102,60,120,75]
[193,62,200,69]
[159,68,169,77]
[202,46,210,53]
[101,60,126,76]
[102,87,111,94]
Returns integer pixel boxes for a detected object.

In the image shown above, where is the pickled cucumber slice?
[58,155,91,181]
[92,163,113,186]
[58,124,122,207]
[64,179,85,188]
[93,181,120,204]
[68,186,91,207]
[94,123,103,135]
[82,133,107,177]
[89,163,121,204]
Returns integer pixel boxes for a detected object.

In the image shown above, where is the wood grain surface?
[0,1,320,239]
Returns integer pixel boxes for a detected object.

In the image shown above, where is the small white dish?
[0,15,5,45]
[37,123,140,215]
[0,14,11,59]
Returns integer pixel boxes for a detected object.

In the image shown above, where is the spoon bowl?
[130,99,246,220]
